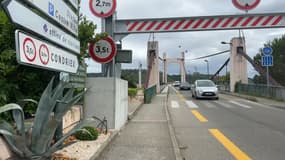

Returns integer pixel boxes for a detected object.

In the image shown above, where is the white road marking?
[203,101,217,108]
[170,86,179,93]
[161,86,169,94]
[213,101,234,108]
[186,100,199,108]
[238,99,283,111]
[171,100,180,108]
[229,101,252,109]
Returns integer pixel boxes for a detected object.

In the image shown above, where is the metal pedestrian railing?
[144,85,157,104]
[235,83,285,101]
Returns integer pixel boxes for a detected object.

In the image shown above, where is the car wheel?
[215,97,219,100]
[195,94,199,99]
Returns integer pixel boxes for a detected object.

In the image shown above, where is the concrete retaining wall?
[84,78,128,130]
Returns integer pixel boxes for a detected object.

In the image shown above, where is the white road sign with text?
[3,0,80,54]
[26,0,78,35]
[89,0,116,18]
[68,0,79,10]
[16,30,79,73]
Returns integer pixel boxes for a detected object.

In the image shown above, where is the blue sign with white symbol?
[262,56,273,66]
[48,2,54,16]
[262,47,273,56]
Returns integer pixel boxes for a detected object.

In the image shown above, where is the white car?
[191,80,219,100]
[172,81,180,87]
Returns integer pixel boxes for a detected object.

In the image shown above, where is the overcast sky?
[80,0,285,77]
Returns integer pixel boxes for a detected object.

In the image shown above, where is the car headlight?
[198,89,204,94]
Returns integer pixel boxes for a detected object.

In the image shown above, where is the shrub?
[75,126,99,141]
[128,88,137,99]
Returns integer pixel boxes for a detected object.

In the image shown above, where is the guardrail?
[144,85,157,104]
[235,83,285,101]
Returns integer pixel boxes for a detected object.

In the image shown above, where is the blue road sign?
[262,47,273,56]
[262,56,273,66]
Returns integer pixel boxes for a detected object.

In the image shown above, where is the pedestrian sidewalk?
[96,91,176,160]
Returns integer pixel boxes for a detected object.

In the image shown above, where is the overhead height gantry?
[105,11,285,92]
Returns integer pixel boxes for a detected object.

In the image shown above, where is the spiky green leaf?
[54,90,85,121]
[45,120,87,156]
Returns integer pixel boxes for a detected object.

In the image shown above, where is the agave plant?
[0,77,87,160]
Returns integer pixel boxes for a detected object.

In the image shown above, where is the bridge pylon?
[145,41,160,93]
[230,37,248,92]
[162,52,187,84]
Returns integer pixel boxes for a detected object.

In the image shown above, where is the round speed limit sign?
[89,0,116,18]
[89,36,117,63]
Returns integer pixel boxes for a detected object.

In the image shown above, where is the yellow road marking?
[191,110,208,122]
[209,129,252,160]
[176,91,186,101]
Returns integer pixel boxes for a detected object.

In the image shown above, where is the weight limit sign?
[89,36,117,63]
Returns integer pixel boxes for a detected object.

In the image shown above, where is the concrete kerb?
[90,130,119,160]
[128,101,144,120]
[164,87,184,160]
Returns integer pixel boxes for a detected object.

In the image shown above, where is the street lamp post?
[204,60,209,79]
[221,41,232,81]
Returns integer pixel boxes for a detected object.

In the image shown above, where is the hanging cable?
[210,58,230,80]
[187,50,230,61]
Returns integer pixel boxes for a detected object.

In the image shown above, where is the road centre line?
[191,110,208,122]
[229,101,252,109]
[186,100,199,108]
[209,129,252,160]
[171,100,180,108]
[178,94,186,101]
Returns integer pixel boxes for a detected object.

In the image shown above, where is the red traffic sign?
[89,0,116,18]
[89,36,117,63]
[232,0,260,11]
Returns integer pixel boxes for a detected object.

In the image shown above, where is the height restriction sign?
[232,0,260,11]
[89,36,117,63]
[89,0,116,18]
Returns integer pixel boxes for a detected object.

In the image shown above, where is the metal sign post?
[262,47,273,86]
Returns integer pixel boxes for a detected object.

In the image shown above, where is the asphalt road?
[169,86,285,160]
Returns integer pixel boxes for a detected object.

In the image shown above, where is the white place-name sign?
[26,0,78,36]
[16,30,79,73]
[5,0,80,54]
[68,0,79,10]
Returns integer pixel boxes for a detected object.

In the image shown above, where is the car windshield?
[196,80,215,87]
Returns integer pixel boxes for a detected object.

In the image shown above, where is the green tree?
[78,15,96,60]
[253,35,285,85]
[0,8,55,119]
